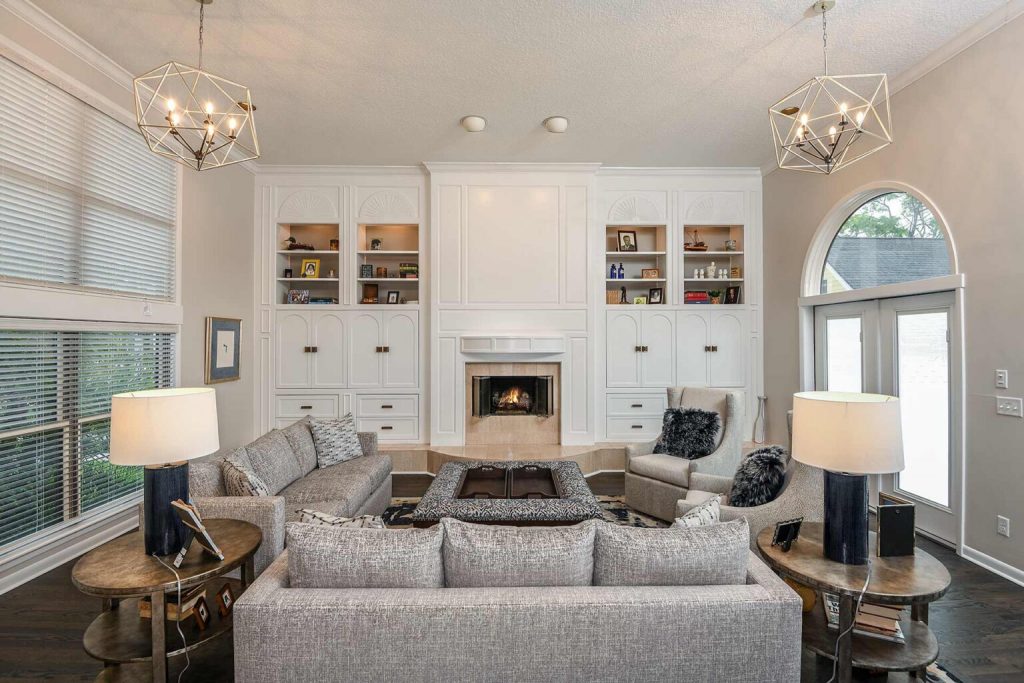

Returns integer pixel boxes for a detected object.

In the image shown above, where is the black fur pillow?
[652,408,721,460]
[728,445,789,508]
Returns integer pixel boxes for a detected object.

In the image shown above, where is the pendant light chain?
[198,1,205,70]
[821,4,828,76]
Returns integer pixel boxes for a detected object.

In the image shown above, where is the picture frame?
[370,238,383,250]
[376,266,388,278]
[329,239,340,251]
[648,287,663,304]
[617,230,638,252]
[300,258,320,279]
[287,289,309,305]
[361,283,379,303]
[283,267,293,278]
[725,285,741,305]
[193,596,211,631]
[204,317,241,384]
[641,268,661,279]
[387,290,400,304]
[215,583,235,617]
[360,264,373,279]
[633,295,648,305]
[771,517,803,552]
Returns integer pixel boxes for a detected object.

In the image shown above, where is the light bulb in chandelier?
[166,99,176,113]
[227,117,238,138]
[856,110,866,126]
[839,102,848,125]
[205,101,214,116]
[829,126,837,144]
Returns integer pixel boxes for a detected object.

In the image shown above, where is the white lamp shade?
[109,388,219,466]
[791,391,904,475]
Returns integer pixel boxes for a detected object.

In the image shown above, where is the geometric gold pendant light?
[133,0,259,171]
[769,1,892,174]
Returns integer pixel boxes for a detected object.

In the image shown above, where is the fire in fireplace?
[472,375,553,417]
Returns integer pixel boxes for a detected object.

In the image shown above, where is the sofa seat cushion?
[629,453,691,488]
[245,430,304,495]
[593,518,749,586]
[280,419,318,475]
[441,518,596,588]
[280,454,392,519]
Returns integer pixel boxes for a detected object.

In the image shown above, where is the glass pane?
[896,311,950,506]
[821,193,950,294]
[81,418,141,513]
[826,317,862,392]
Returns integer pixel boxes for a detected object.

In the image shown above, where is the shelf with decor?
[605,225,668,305]
[357,224,420,304]
[682,224,745,306]
[276,223,342,305]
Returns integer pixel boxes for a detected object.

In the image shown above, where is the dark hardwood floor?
[1,472,1021,682]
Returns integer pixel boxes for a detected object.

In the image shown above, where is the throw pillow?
[652,408,721,459]
[221,448,271,497]
[440,518,596,588]
[593,518,749,586]
[286,522,444,589]
[296,509,385,529]
[309,414,364,468]
[728,445,789,507]
[671,495,721,528]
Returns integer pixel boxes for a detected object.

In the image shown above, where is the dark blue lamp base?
[143,462,189,556]
[823,470,869,565]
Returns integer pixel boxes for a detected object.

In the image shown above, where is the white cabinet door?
[382,311,418,388]
[676,311,710,387]
[311,312,346,388]
[606,311,642,387]
[641,310,675,387]
[347,312,383,388]
[709,310,747,387]
[275,311,311,388]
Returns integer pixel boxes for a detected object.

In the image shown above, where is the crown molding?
[251,163,426,177]
[598,166,763,177]
[423,162,603,175]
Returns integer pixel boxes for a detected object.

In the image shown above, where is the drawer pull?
[631,424,643,429]
[300,405,313,410]
[630,403,644,408]
[380,425,394,430]
[381,404,393,409]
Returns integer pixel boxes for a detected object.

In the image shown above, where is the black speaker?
[877,492,915,557]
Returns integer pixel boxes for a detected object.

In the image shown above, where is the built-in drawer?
[276,395,338,418]
[357,395,418,417]
[606,393,667,416]
[606,416,663,441]
[357,418,419,441]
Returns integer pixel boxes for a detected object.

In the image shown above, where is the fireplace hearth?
[472,375,553,418]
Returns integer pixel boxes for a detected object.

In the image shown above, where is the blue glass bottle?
[618,263,625,279]
[609,263,618,279]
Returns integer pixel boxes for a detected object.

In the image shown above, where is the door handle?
[630,403,643,408]
[380,425,394,430]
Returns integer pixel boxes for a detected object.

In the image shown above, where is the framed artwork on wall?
[205,317,241,384]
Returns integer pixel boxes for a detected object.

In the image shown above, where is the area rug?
[382,495,668,528]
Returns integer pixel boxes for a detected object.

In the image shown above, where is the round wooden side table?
[757,522,950,683]
[72,518,262,683]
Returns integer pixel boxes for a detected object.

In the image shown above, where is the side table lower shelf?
[94,633,234,683]
[802,606,939,672]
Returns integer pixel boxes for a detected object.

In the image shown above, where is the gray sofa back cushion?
[441,518,596,588]
[593,518,749,586]
[189,455,226,497]
[221,447,271,497]
[286,522,444,589]
[245,430,304,495]
[280,419,318,475]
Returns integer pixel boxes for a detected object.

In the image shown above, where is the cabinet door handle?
[381,404,393,409]
[704,345,710,352]
[300,405,313,410]
[310,346,318,353]
[303,346,311,353]
[375,346,382,353]
[711,345,718,352]
[380,425,393,430]
[641,345,649,353]
[634,345,642,353]
[382,346,390,353]
[631,424,643,429]
[630,403,643,408]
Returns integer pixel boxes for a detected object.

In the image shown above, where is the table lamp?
[791,391,903,565]
[110,388,220,556]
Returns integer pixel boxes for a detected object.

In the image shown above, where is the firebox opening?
[472,375,553,418]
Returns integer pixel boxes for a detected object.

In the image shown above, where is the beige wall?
[763,15,1024,572]
[180,166,256,450]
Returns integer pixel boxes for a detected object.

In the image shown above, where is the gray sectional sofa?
[188,419,392,573]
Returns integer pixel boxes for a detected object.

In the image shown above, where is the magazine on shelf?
[823,593,905,644]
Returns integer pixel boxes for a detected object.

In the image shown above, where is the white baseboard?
[961,543,1024,588]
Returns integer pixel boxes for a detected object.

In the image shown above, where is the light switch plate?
[996,369,1009,389]
[998,515,1011,538]
[996,396,1023,418]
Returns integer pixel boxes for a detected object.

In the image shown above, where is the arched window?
[820,192,952,294]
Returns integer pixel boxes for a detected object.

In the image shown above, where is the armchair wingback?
[624,387,744,521]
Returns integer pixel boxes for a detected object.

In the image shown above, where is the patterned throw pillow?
[729,445,789,507]
[309,414,364,468]
[221,449,271,497]
[296,509,385,529]
[652,408,721,459]
[672,495,721,528]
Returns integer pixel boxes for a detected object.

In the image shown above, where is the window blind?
[0,328,176,549]
[0,56,177,300]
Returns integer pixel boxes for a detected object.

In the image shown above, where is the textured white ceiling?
[33,0,1009,167]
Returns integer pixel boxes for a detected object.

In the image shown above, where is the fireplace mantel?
[459,335,566,355]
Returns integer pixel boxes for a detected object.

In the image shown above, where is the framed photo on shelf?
[648,287,663,304]
[641,268,661,279]
[204,317,241,384]
[361,283,379,303]
[215,583,235,617]
[617,230,638,252]
[360,264,373,278]
[300,258,320,278]
[376,266,388,278]
[193,596,211,631]
[725,285,741,305]
[329,239,340,251]
[387,290,400,304]
[633,295,648,305]
[287,289,309,305]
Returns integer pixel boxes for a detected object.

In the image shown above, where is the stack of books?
[309,296,338,305]
[139,584,206,621]
[399,263,419,279]
[823,594,906,643]
[684,291,710,304]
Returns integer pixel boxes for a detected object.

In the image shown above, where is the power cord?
[825,561,872,683]
[153,553,191,683]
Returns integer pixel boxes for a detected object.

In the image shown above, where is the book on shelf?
[684,291,710,304]
[399,263,419,279]
[823,593,906,643]
[139,584,206,621]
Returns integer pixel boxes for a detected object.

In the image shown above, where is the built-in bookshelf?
[605,225,668,305]
[276,223,341,305]
[681,225,745,305]
[356,224,419,304]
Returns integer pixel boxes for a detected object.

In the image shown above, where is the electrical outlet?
[996,396,1023,418]
[997,515,1011,538]
[996,369,1009,389]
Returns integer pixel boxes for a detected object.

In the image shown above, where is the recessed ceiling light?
[543,116,569,133]
[460,115,486,132]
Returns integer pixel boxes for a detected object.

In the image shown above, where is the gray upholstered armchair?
[624,387,744,521]
[675,458,824,552]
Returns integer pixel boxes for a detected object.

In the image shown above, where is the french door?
[814,292,959,545]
